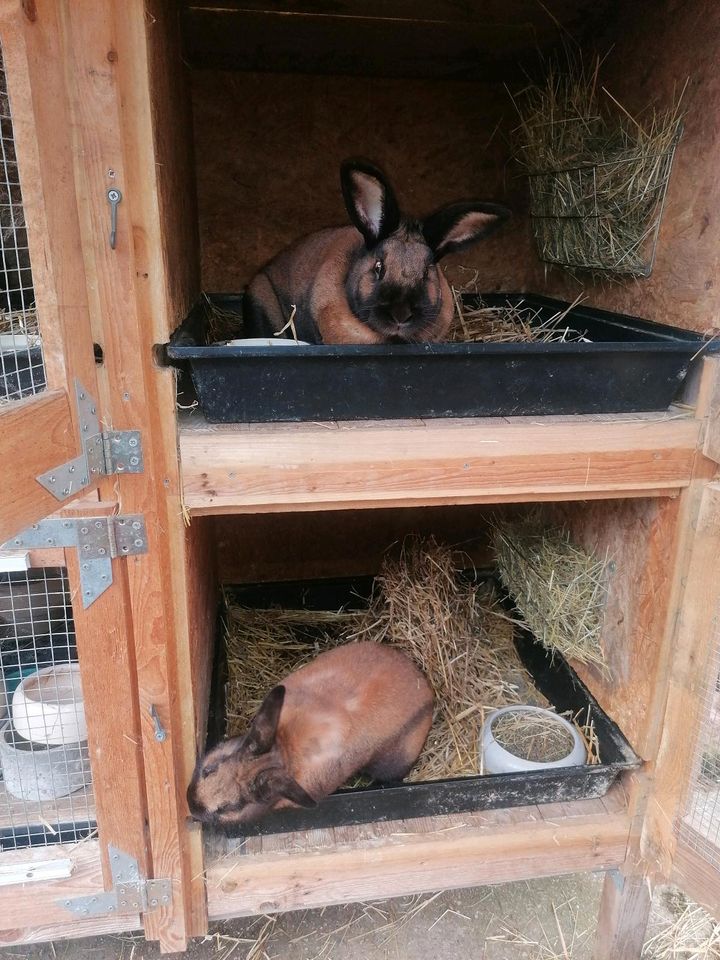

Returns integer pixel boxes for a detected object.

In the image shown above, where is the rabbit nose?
[391,304,412,325]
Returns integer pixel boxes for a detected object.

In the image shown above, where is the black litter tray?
[212,576,640,839]
[167,292,714,423]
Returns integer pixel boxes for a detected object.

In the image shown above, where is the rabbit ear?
[423,202,510,260]
[341,158,400,248]
[246,685,285,755]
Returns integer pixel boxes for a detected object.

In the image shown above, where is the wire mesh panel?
[677,603,720,866]
[0,41,45,403]
[0,567,95,850]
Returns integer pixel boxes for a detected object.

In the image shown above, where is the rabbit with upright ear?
[243,159,510,344]
[187,642,433,829]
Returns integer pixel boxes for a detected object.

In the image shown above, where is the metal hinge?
[36,379,143,501]
[60,846,171,918]
[1,514,148,608]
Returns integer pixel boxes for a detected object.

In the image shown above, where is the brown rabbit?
[243,159,510,344]
[187,642,433,828]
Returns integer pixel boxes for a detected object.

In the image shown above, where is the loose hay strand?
[643,901,720,959]
[449,281,589,345]
[202,292,243,343]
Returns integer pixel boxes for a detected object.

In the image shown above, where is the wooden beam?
[0,841,140,937]
[639,481,720,878]
[58,0,204,948]
[207,797,630,920]
[60,501,150,884]
[592,870,652,960]
[0,390,75,543]
[0,914,139,949]
[179,413,701,515]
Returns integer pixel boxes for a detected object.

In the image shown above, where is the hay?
[510,51,684,277]
[491,710,575,763]
[571,707,601,766]
[225,608,364,735]
[0,306,39,339]
[492,516,610,673]
[643,901,720,959]
[224,537,606,781]
[202,292,243,344]
[349,538,543,780]
[225,538,546,782]
[449,279,589,345]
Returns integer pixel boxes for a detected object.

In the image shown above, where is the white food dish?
[223,337,310,347]
[11,663,87,745]
[480,705,586,774]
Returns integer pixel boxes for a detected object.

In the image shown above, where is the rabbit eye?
[373,260,384,280]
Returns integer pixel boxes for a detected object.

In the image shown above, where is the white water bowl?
[481,705,586,774]
[223,337,310,347]
[11,663,86,745]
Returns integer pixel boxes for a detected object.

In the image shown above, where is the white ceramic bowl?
[11,663,86,745]
[480,705,586,774]
[223,337,309,347]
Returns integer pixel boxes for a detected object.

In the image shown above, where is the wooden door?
[0,2,211,951]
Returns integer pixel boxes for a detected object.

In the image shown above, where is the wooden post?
[593,870,652,960]
[592,359,720,958]
[54,0,206,949]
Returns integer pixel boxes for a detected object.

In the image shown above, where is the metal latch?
[60,846,171,918]
[37,379,143,502]
[1,515,148,608]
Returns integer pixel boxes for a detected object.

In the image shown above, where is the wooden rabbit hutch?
[0,0,719,956]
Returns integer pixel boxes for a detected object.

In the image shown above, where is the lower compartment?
[211,573,639,839]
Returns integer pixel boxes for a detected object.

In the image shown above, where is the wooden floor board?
[205,795,630,920]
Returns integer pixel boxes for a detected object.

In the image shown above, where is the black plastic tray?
[167,292,712,422]
[214,576,640,839]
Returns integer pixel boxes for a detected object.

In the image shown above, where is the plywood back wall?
[191,72,536,294]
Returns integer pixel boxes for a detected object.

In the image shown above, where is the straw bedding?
[449,286,589,345]
[203,286,592,347]
[225,537,600,781]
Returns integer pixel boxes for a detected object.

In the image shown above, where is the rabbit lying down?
[187,643,433,829]
[243,158,511,345]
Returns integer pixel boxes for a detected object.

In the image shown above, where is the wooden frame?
[179,411,701,514]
